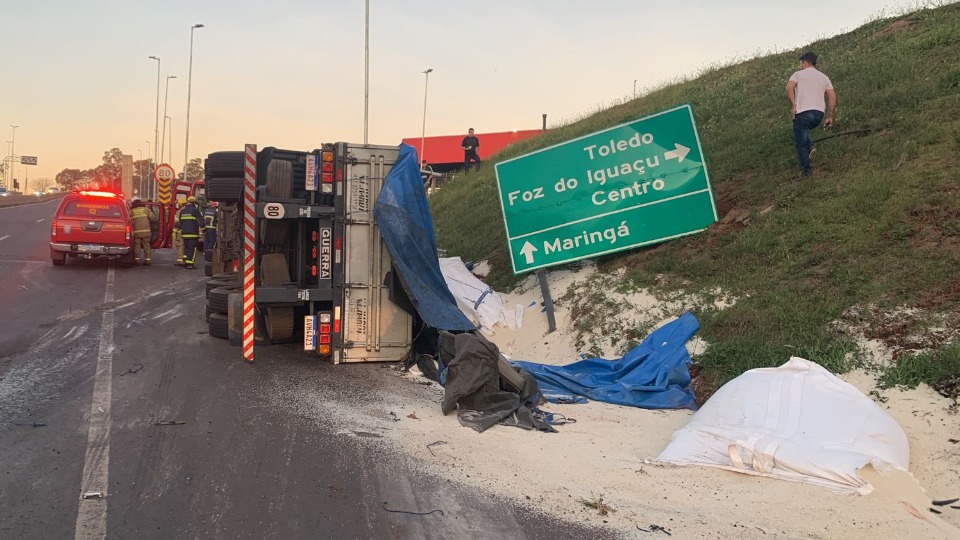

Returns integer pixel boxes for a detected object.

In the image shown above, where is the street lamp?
[145,140,152,199]
[184,23,204,180]
[9,125,18,187]
[161,75,177,166]
[420,69,433,162]
[166,116,173,166]
[149,56,160,183]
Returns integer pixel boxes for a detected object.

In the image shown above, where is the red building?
[402,129,545,173]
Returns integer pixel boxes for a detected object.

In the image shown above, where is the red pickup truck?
[50,190,134,266]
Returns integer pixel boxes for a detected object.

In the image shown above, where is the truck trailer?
[203,143,413,364]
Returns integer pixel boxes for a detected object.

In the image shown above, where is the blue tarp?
[373,143,476,332]
[512,312,700,410]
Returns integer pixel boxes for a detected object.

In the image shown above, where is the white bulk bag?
[657,357,909,494]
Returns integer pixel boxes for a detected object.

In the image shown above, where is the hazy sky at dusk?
[0,0,904,184]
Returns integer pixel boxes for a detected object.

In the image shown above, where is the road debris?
[407,412,420,420]
[381,501,444,516]
[82,492,105,499]
[932,498,959,506]
[636,524,672,535]
[388,411,400,422]
[119,363,144,376]
[153,421,186,426]
[426,440,447,456]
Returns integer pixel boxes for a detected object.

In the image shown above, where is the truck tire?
[259,159,294,247]
[51,249,66,266]
[204,151,245,178]
[206,177,244,202]
[264,307,294,342]
[208,312,229,339]
[205,302,216,322]
[259,253,290,286]
[206,277,238,296]
[213,271,238,281]
[204,261,213,276]
[208,286,236,314]
[227,292,243,346]
[118,251,136,268]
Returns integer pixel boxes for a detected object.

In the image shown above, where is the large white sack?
[657,357,909,494]
[439,257,523,334]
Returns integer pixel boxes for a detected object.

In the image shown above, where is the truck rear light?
[319,334,331,344]
[321,172,333,183]
[334,306,341,333]
[322,162,333,172]
[312,247,318,258]
[321,184,333,194]
[51,219,57,237]
[125,223,131,242]
[319,313,331,323]
[321,151,333,163]
[318,345,331,355]
[311,265,317,277]
[319,323,330,333]
[311,231,318,241]
[336,169,343,181]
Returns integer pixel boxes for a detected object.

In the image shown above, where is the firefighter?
[202,200,218,250]
[173,202,184,266]
[175,196,204,269]
[129,198,153,265]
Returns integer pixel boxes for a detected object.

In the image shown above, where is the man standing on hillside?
[786,51,836,177]
[461,128,481,172]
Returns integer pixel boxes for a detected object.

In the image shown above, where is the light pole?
[149,56,160,184]
[184,23,204,180]
[420,68,433,161]
[138,149,144,196]
[633,79,637,99]
[161,75,177,166]
[10,125,18,189]
[166,116,173,166]
[145,140,152,199]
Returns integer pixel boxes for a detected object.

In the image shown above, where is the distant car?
[46,187,61,194]
[0,186,8,196]
[50,190,134,267]
[34,190,44,197]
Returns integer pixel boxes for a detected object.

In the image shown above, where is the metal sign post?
[494,103,718,273]
[242,145,257,362]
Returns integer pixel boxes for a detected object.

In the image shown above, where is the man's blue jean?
[464,152,481,172]
[793,110,824,173]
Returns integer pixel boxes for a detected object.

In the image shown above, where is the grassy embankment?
[429,3,960,399]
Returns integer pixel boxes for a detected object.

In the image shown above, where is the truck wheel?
[204,261,213,276]
[205,302,216,322]
[51,249,66,266]
[208,286,236,314]
[118,251,135,268]
[259,253,290,286]
[264,307,295,342]
[208,313,229,339]
[259,159,294,247]
[206,177,244,202]
[204,151,245,179]
[213,271,238,281]
[206,277,238,297]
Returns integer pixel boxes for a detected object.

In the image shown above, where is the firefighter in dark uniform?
[175,195,204,269]
[202,201,218,250]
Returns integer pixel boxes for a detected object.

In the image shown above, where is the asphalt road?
[0,199,613,540]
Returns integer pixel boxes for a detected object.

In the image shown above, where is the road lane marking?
[75,264,115,540]
[36,218,45,222]
[0,235,9,242]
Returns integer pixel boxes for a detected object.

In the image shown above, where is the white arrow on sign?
[663,143,691,163]
[519,241,538,264]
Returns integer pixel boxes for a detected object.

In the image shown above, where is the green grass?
[430,2,960,399]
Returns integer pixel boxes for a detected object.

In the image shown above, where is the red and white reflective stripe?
[242,144,257,362]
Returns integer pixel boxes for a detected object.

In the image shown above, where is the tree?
[94,147,124,191]
[56,168,87,191]
[34,177,52,192]
[177,158,204,183]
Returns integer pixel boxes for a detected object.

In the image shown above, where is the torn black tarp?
[438,331,555,433]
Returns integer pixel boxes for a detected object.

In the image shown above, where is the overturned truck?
[202,143,414,363]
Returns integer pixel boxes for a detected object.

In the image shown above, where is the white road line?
[35,218,45,222]
[74,264,115,540]
[0,235,9,242]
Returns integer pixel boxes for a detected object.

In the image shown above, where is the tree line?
[55,148,203,192]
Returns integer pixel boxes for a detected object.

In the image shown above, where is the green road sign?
[495,103,717,273]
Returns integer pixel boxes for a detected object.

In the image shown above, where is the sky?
[0,0,909,185]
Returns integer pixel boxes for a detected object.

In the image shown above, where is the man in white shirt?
[786,51,836,177]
